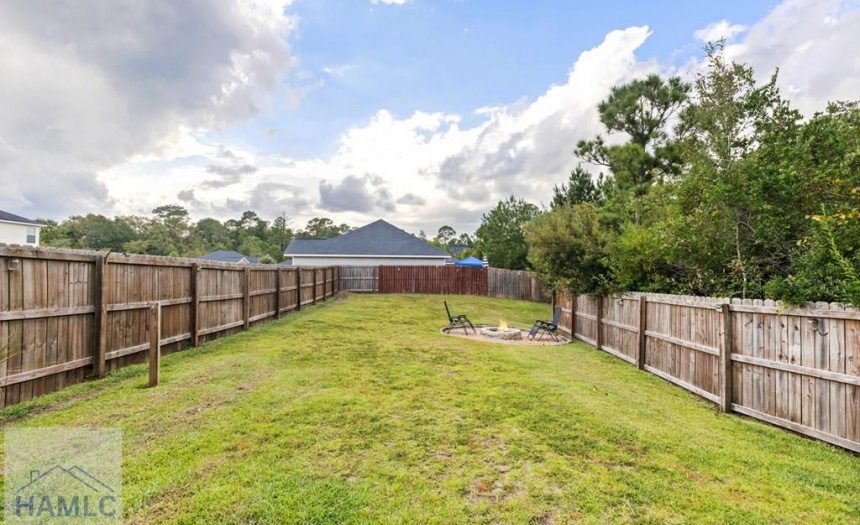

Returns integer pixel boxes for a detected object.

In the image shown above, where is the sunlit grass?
[1,294,857,524]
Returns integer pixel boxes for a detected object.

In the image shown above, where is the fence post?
[595,296,604,350]
[94,254,108,379]
[322,268,328,301]
[148,302,161,387]
[719,303,734,413]
[274,268,281,320]
[569,293,576,339]
[637,296,647,370]
[190,263,199,347]
[243,266,250,330]
[296,268,302,311]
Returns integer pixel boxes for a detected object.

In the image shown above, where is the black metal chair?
[528,307,562,341]
[444,300,476,334]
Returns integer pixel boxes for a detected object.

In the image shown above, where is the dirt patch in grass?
[442,326,570,346]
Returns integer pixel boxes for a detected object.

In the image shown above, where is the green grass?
[1,294,858,524]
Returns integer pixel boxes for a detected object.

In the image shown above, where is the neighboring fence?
[489,268,551,302]
[339,265,550,303]
[379,266,488,295]
[554,291,860,453]
[0,245,339,408]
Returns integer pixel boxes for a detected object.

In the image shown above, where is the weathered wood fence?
[339,266,380,292]
[488,268,551,302]
[554,291,860,453]
[0,245,339,408]
[338,265,550,302]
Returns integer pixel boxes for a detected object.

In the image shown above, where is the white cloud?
[5,0,858,238]
[694,20,747,43]
[322,64,359,77]
[139,26,657,233]
[0,0,296,217]
[371,0,412,5]
[725,0,860,116]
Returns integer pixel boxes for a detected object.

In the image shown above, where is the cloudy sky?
[1,0,858,235]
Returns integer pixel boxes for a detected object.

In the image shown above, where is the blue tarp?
[454,256,484,267]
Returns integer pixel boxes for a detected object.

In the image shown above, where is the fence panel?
[643,295,723,403]
[488,268,551,302]
[378,266,488,295]
[278,268,300,314]
[339,266,379,292]
[0,255,97,406]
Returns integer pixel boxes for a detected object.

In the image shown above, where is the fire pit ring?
[480,326,523,340]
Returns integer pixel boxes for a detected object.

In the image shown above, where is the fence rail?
[0,245,339,408]
[554,291,860,453]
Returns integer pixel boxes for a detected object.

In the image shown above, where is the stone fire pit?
[480,326,523,340]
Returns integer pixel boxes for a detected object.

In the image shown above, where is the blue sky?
[1,0,857,234]
[249,0,781,157]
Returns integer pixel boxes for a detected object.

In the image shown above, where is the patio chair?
[444,300,476,334]
[528,307,562,341]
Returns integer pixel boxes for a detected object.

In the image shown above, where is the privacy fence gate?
[554,291,860,453]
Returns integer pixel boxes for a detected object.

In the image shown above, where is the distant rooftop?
[197,250,259,264]
[285,219,449,257]
[0,210,42,226]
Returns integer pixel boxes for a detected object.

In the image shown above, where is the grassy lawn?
[1,294,858,524]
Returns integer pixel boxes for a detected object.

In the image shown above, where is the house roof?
[0,209,42,226]
[197,250,260,264]
[284,219,449,257]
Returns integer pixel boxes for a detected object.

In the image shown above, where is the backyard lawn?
[1,294,858,524]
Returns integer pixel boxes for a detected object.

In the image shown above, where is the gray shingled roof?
[284,220,449,257]
[0,210,42,226]
[197,250,260,264]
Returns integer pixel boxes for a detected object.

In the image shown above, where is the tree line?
[475,43,860,305]
[39,209,353,263]
[39,207,480,263]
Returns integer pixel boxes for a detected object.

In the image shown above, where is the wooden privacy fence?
[339,266,379,292]
[0,245,339,408]
[554,291,860,453]
[339,265,550,303]
[488,268,551,302]
[379,266,488,295]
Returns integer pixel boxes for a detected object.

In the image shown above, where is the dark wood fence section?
[379,266,488,295]
[0,245,339,408]
[554,291,860,453]
[340,265,550,303]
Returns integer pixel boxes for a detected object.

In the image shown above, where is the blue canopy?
[454,256,484,267]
